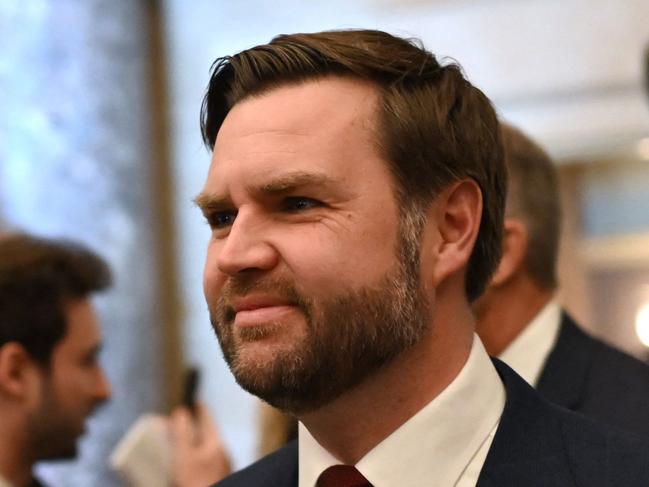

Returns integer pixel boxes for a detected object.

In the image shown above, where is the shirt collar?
[498,299,561,386]
[299,335,505,487]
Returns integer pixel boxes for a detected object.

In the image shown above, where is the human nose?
[216,213,279,276]
[94,368,112,402]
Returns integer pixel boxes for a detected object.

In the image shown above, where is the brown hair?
[0,233,111,365]
[501,124,560,289]
[200,29,506,300]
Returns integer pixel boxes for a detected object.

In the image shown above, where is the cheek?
[203,243,223,299]
[343,219,400,278]
[46,374,80,410]
[277,226,398,292]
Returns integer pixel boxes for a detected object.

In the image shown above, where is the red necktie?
[316,465,374,487]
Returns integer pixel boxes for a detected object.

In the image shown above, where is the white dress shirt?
[298,335,506,487]
[498,299,561,386]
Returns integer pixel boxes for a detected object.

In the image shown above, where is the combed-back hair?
[0,233,111,365]
[501,124,561,289]
[200,29,506,301]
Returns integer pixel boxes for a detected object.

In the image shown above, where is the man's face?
[198,77,431,413]
[27,298,111,459]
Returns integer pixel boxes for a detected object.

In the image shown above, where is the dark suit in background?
[537,312,649,437]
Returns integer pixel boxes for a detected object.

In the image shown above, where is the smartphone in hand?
[110,366,203,486]
[182,366,200,414]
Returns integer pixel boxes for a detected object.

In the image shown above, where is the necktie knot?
[316,465,373,487]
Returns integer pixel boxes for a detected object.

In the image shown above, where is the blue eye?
[283,197,321,212]
[207,211,236,229]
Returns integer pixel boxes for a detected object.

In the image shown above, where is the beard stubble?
[210,219,430,414]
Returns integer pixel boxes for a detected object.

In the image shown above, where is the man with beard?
[0,233,112,487]
[474,124,649,436]
[0,232,231,487]
[194,30,649,486]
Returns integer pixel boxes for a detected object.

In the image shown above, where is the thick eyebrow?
[193,171,337,212]
[193,192,232,214]
[255,171,334,195]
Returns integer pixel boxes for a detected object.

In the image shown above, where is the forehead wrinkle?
[226,128,311,140]
[215,108,311,148]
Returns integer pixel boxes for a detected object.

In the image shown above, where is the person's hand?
[169,403,232,487]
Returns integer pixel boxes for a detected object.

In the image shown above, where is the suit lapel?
[477,360,577,486]
[535,312,595,410]
[268,441,299,487]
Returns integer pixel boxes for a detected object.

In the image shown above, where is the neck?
[299,303,474,464]
[0,412,35,487]
[476,275,554,356]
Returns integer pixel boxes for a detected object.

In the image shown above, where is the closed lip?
[231,295,294,313]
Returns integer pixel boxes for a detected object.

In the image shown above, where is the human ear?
[430,179,483,286]
[490,218,528,287]
[0,342,37,399]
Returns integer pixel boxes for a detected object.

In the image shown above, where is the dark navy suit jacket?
[537,312,649,436]
[215,360,649,486]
